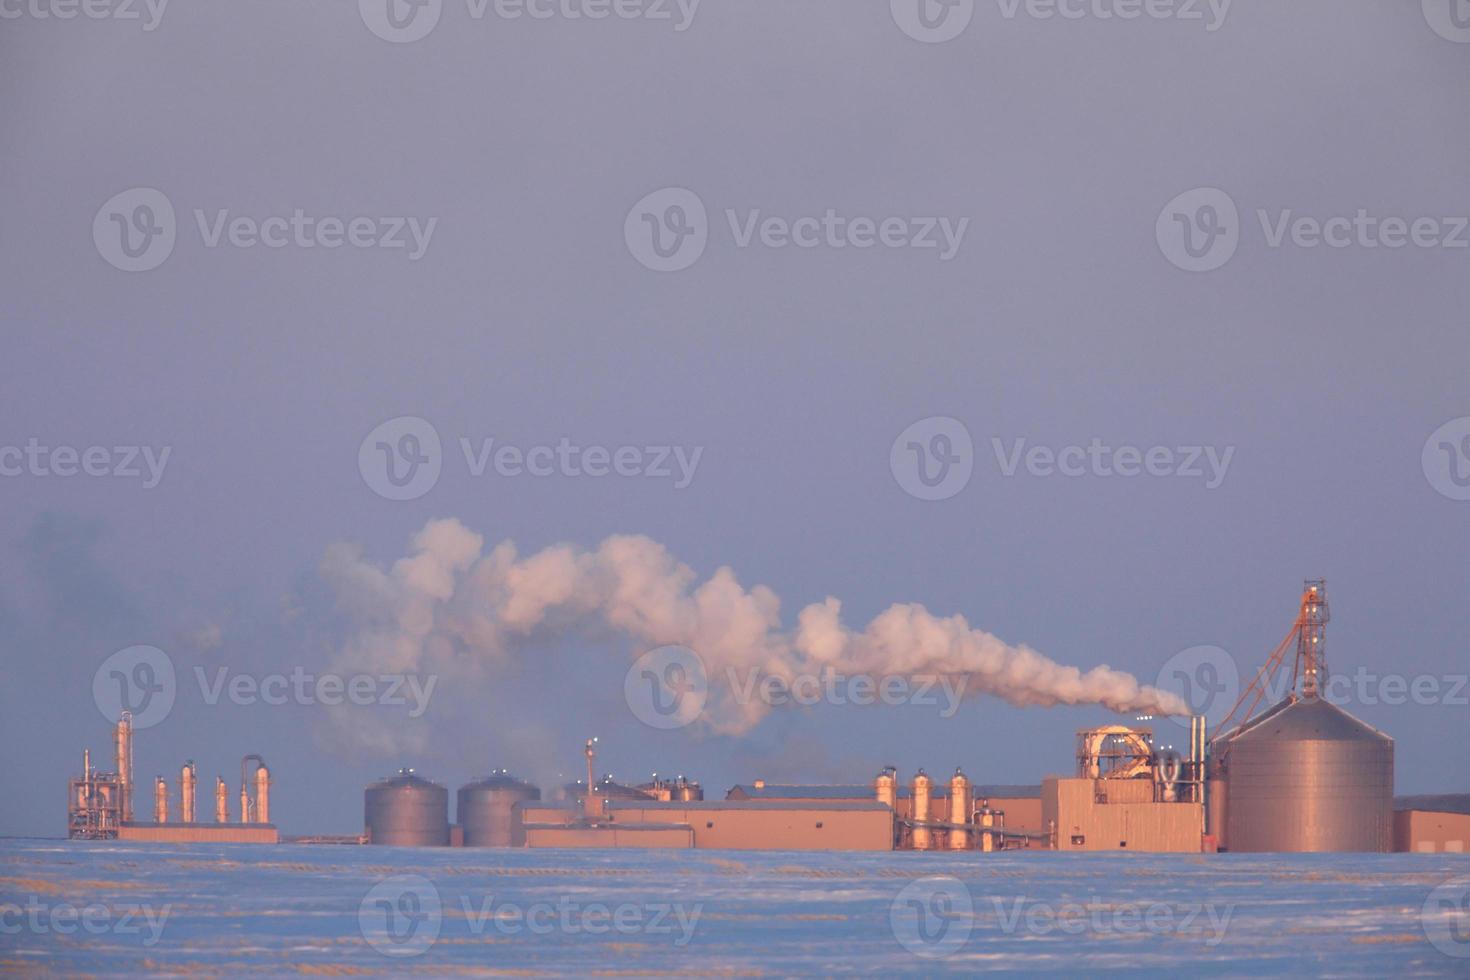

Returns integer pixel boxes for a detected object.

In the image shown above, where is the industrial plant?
[67,711,278,844]
[68,582,1470,855]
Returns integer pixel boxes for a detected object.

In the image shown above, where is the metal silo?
[1222,697,1393,852]
[365,770,450,846]
[457,774,540,847]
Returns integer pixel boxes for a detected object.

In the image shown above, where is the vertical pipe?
[154,776,168,823]
[240,783,251,824]
[216,777,229,823]
[583,739,600,819]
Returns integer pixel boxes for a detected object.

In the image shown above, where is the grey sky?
[2,1,1467,836]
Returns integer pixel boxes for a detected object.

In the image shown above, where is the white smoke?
[317,519,1187,748]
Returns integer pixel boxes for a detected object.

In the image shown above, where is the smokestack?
[114,712,133,823]
[583,738,600,819]
[181,762,196,823]
[948,769,971,850]
[912,770,933,851]
[216,776,228,823]
[255,764,270,824]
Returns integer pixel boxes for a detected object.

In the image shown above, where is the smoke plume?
[318,519,1187,747]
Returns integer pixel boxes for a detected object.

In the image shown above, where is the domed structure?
[364,770,450,847]
[1222,696,1393,852]
[458,774,540,847]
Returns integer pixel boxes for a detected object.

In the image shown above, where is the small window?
[706,821,713,829]
[815,821,823,829]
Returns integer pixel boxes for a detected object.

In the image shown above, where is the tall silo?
[365,770,450,846]
[1223,697,1393,852]
[458,774,540,847]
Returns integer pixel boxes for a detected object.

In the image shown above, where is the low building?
[1043,776,1204,852]
[116,822,279,844]
[512,799,893,850]
[1393,795,1470,853]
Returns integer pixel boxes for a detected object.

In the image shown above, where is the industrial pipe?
[912,770,933,850]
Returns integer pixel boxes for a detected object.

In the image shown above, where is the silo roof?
[1225,696,1392,745]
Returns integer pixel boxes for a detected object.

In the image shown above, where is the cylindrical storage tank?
[874,768,897,809]
[154,776,168,823]
[1223,697,1393,852]
[215,777,228,823]
[181,763,196,824]
[458,775,540,847]
[912,771,933,851]
[365,770,450,846]
[674,780,703,802]
[948,770,971,850]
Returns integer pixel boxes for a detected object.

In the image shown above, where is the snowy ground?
[1,839,1467,976]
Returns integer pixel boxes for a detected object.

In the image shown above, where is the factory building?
[68,713,278,844]
[1393,795,1470,853]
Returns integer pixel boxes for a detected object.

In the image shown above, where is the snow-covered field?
[1,839,1467,976]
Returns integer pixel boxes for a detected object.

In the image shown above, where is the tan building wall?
[611,803,893,851]
[521,824,693,849]
[117,823,279,844]
[1043,777,1202,852]
[1394,811,1470,853]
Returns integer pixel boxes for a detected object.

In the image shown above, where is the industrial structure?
[1206,581,1395,852]
[74,582,1450,855]
[68,713,278,843]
